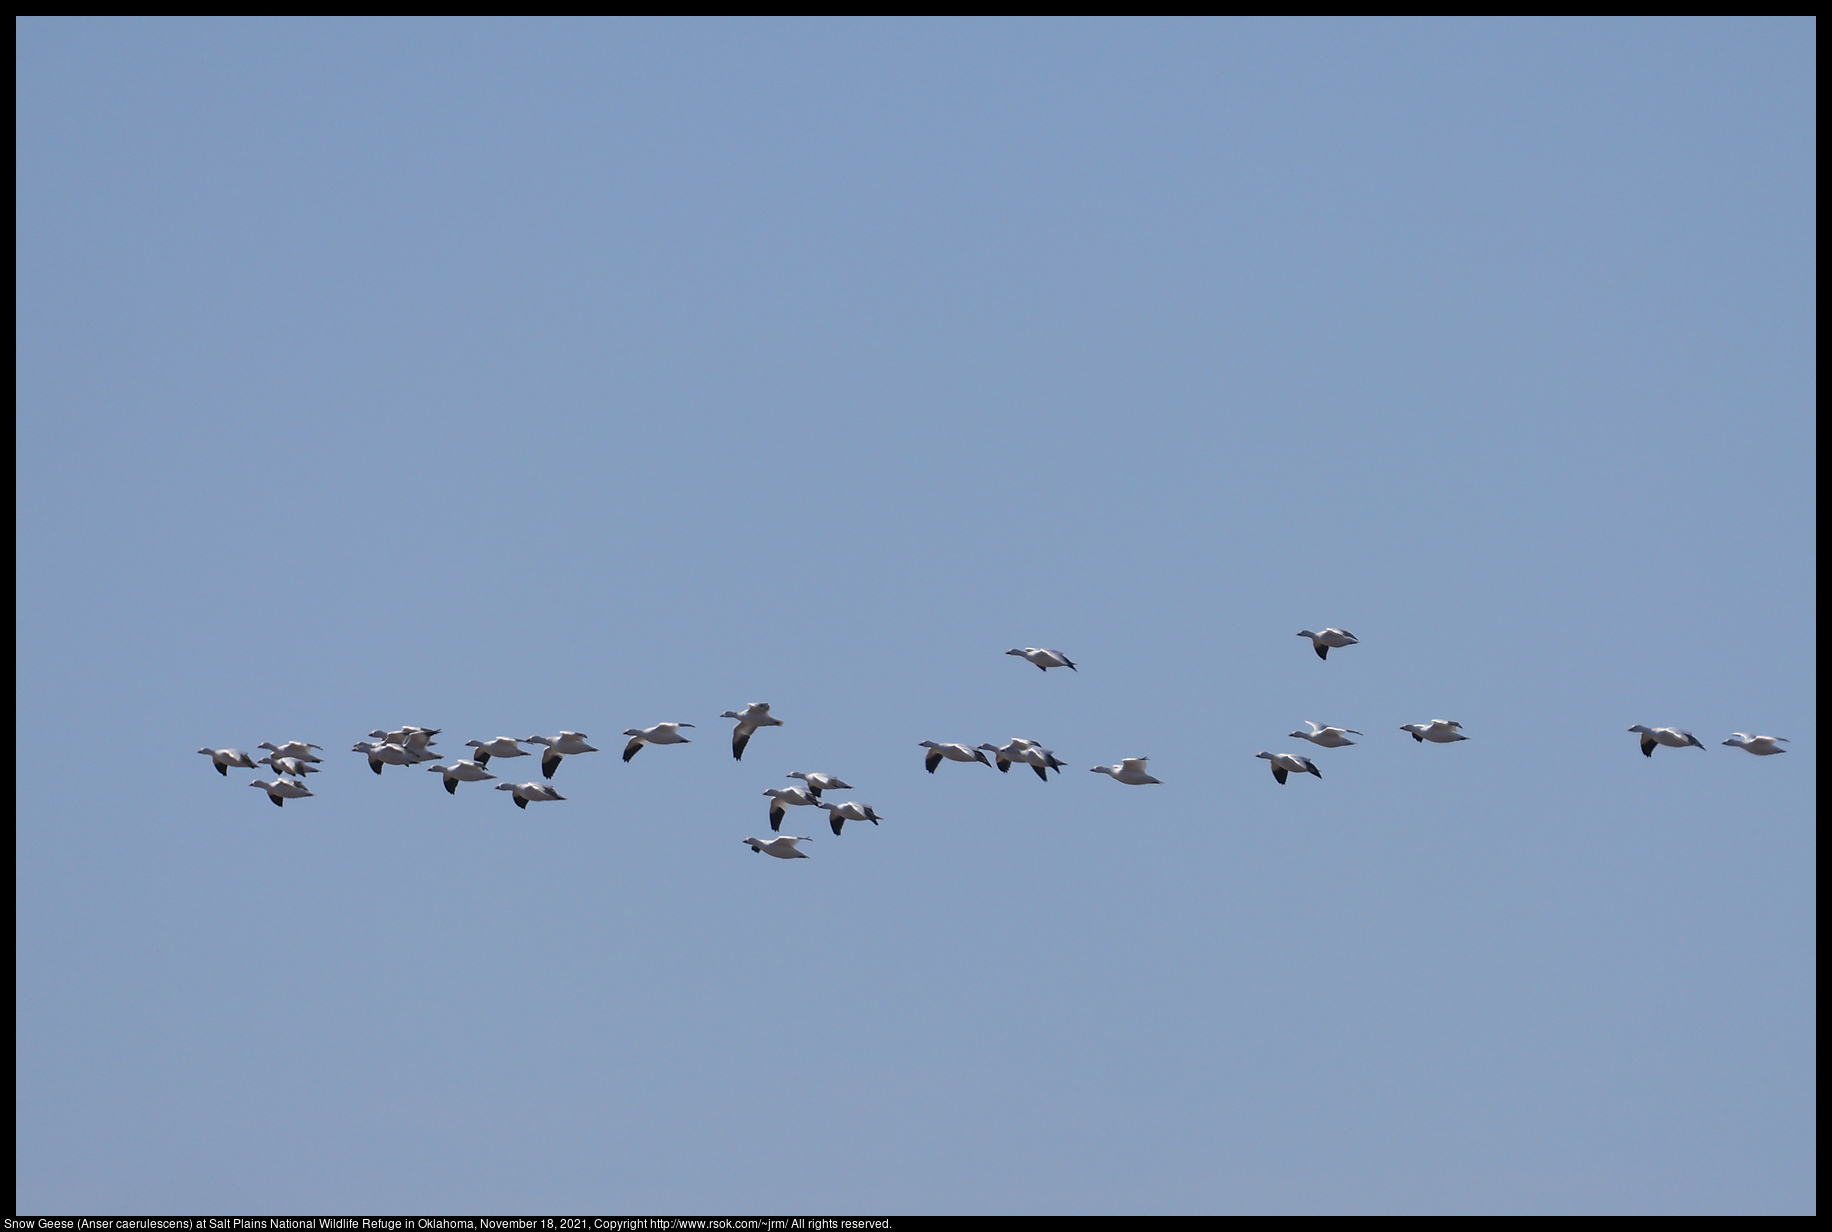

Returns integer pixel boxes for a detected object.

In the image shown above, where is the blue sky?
[16,17,1814,1215]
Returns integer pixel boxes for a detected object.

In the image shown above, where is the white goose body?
[763,786,821,831]
[1627,725,1705,756]
[1401,721,1468,744]
[1006,647,1077,671]
[622,723,694,762]
[428,760,498,793]
[524,733,599,778]
[464,737,531,766]
[1091,757,1162,785]
[257,754,320,778]
[370,727,439,751]
[976,739,1063,781]
[258,741,324,763]
[720,703,783,761]
[820,800,884,835]
[919,741,993,773]
[1722,733,1789,755]
[1290,722,1362,748]
[496,781,565,808]
[1296,629,1358,660]
[786,771,851,800]
[352,740,418,773]
[199,748,259,776]
[249,777,314,806]
[1256,751,1321,784]
[745,835,811,859]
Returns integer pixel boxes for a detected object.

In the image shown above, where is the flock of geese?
[197,631,1793,858]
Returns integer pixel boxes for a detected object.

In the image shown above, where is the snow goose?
[523,733,600,778]
[352,740,418,773]
[763,786,821,832]
[495,781,565,809]
[464,737,531,766]
[198,748,259,776]
[1627,725,1705,756]
[1296,629,1358,660]
[720,703,783,760]
[1289,722,1362,748]
[1722,733,1789,755]
[745,834,811,859]
[1006,647,1077,671]
[428,760,498,793]
[258,741,324,763]
[622,722,694,762]
[820,800,884,836]
[1090,757,1162,785]
[1256,751,1321,784]
[1401,721,1468,744]
[370,727,440,752]
[249,777,314,807]
[786,771,851,800]
[975,739,1062,781]
[919,741,993,773]
[257,754,320,778]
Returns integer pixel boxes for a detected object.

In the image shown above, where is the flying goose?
[523,733,599,778]
[820,800,883,836]
[919,741,993,773]
[1296,629,1358,660]
[622,722,694,762]
[1256,751,1321,784]
[1289,722,1362,748]
[786,771,851,800]
[720,703,783,760]
[464,737,531,766]
[1006,647,1077,671]
[369,727,440,751]
[763,786,821,831]
[1090,757,1162,785]
[744,834,811,859]
[352,740,418,773]
[1722,733,1789,755]
[257,741,324,763]
[257,754,320,778]
[1401,721,1468,744]
[1627,725,1705,756]
[975,739,1063,781]
[495,781,565,808]
[428,760,498,793]
[249,777,314,807]
[198,748,259,776]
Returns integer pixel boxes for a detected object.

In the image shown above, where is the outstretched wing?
[623,738,644,763]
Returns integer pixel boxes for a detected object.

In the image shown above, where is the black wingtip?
[475,751,490,766]
[830,817,844,836]
[270,794,285,806]
[445,778,458,794]
[1032,764,1048,781]
[371,760,384,774]
[215,762,228,776]
[1273,768,1288,784]
[515,796,527,809]
[1316,645,1329,659]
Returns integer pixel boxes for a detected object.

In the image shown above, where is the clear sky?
[16,17,1814,1215]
